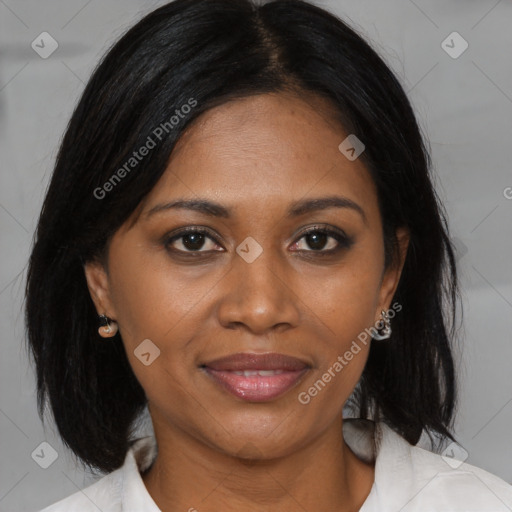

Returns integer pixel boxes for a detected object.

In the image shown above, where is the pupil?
[307,232,327,250]
[183,233,205,250]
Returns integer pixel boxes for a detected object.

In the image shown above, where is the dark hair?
[25,0,460,474]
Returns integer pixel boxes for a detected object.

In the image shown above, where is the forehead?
[140,92,379,224]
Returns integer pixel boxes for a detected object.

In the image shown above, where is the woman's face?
[85,92,408,459]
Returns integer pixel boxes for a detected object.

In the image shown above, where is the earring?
[98,314,118,337]
[372,309,392,340]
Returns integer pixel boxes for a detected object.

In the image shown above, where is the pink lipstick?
[202,352,310,402]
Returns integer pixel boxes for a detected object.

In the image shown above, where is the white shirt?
[38,419,512,511]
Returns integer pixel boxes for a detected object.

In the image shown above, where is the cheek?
[306,251,384,339]
[107,237,213,345]
[106,242,227,404]
[294,249,384,403]
[107,254,208,409]
[294,277,377,421]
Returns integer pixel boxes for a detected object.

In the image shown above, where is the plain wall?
[1,0,511,510]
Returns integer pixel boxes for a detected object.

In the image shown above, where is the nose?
[215,249,301,335]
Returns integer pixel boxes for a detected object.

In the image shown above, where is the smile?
[203,367,310,402]
[201,352,311,402]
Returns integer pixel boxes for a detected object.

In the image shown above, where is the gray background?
[1,0,511,510]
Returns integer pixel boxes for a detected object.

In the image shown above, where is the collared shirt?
[38,419,512,511]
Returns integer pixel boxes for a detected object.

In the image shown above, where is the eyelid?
[167,225,220,241]
[295,224,349,240]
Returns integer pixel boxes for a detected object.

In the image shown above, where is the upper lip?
[202,352,310,371]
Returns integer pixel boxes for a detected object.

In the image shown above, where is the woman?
[25,0,512,510]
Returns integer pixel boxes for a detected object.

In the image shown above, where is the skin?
[85,91,409,512]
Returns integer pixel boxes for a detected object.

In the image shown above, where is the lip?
[201,352,311,402]
[203,352,309,371]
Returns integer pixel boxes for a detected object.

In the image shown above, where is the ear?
[84,259,117,319]
[376,227,410,317]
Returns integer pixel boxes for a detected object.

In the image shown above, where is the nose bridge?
[216,243,300,333]
[240,249,281,297]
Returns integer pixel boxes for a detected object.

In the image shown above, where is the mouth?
[200,352,311,402]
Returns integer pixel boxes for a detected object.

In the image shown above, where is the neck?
[142,415,375,512]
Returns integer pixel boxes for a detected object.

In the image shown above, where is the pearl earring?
[98,314,118,337]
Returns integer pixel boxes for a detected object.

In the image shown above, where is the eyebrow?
[145,196,367,224]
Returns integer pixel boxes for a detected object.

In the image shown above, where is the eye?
[163,225,353,257]
[164,227,223,253]
[290,226,353,253]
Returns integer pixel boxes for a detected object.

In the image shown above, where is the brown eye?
[164,228,222,253]
[291,227,354,253]
[181,232,207,251]
[301,231,335,251]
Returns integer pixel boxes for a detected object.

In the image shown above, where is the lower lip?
[203,368,309,402]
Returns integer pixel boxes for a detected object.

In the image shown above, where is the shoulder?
[410,443,512,508]
[35,436,158,512]
[36,469,123,512]
[375,422,512,510]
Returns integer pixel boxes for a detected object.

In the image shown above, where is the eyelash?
[163,225,354,257]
